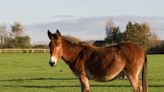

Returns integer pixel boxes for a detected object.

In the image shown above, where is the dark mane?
[62,36,122,52]
[62,35,95,48]
[62,35,82,44]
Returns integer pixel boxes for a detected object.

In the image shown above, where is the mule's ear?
[56,29,61,37]
[48,30,52,39]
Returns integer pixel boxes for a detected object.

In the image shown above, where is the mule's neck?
[61,38,82,65]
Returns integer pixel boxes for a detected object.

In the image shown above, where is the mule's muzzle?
[49,56,57,67]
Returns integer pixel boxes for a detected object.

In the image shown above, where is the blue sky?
[0,0,163,25]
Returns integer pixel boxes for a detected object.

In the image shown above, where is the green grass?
[0,53,163,92]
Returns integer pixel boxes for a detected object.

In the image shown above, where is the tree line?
[0,22,49,49]
[0,20,164,54]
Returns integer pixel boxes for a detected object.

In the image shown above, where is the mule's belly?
[86,68,125,82]
[86,65,125,82]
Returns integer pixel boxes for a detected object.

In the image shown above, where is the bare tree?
[0,24,8,46]
[0,23,8,37]
[148,32,160,48]
[105,18,114,40]
[105,18,124,44]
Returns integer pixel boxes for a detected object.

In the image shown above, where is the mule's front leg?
[79,75,90,92]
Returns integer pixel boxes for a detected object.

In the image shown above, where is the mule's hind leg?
[127,72,142,92]
[126,57,144,92]
[126,63,143,92]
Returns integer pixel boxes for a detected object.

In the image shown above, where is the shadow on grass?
[0,77,77,82]
[0,77,164,88]
[1,77,164,82]
[1,84,164,88]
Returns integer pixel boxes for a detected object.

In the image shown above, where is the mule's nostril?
[49,61,55,67]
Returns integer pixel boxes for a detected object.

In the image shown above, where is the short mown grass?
[0,53,163,92]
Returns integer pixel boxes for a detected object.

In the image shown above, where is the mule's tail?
[142,54,148,92]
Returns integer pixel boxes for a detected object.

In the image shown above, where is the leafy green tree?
[124,22,159,49]
[15,36,31,48]
[5,36,31,48]
[11,22,23,37]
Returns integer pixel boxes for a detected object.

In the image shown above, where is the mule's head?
[47,30,63,67]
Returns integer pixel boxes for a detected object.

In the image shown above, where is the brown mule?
[47,30,148,92]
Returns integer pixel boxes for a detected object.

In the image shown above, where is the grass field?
[0,53,163,92]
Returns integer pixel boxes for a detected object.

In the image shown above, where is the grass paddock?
[0,53,164,92]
